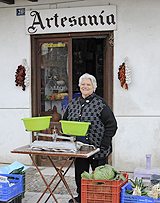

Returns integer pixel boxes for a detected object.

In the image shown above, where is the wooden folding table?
[11,145,99,203]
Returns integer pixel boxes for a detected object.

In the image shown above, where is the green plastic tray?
[22,116,52,131]
[59,120,91,136]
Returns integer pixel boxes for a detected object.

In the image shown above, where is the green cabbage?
[93,164,116,180]
[81,171,93,179]
[81,164,126,181]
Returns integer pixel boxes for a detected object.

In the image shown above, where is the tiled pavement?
[22,192,71,203]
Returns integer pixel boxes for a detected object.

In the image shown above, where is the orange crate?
[81,173,128,203]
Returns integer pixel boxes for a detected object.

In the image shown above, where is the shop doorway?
[31,31,114,166]
[72,38,104,97]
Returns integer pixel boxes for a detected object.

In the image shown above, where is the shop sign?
[25,5,116,34]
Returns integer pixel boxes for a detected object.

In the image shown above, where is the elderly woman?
[63,73,117,203]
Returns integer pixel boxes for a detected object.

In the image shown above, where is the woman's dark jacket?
[63,93,117,159]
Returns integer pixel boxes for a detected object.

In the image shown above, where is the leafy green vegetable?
[93,164,115,180]
[10,166,25,175]
[126,178,148,196]
[81,164,126,181]
[81,171,93,179]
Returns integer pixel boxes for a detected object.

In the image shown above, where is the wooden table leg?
[29,154,59,203]
[45,157,76,203]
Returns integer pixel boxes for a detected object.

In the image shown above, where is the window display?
[40,42,69,119]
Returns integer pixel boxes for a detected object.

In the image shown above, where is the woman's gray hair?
[78,73,97,92]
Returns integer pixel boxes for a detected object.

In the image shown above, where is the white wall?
[0,6,31,164]
[113,0,160,171]
[0,0,160,171]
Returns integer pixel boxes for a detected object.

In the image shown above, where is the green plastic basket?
[22,116,52,131]
[59,120,91,136]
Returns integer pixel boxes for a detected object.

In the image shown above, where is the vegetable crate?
[0,174,23,202]
[81,173,128,203]
[121,182,160,203]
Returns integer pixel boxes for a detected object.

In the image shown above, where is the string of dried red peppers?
[15,65,26,91]
[118,62,128,90]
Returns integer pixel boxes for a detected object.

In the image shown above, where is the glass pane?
[40,42,69,120]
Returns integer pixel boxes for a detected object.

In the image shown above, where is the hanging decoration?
[118,58,131,90]
[15,59,30,91]
[15,65,26,91]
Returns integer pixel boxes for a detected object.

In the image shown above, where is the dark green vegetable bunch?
[126,178,148,196]
[10,166,25,175]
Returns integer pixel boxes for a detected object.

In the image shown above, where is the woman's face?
[80,78,94,98]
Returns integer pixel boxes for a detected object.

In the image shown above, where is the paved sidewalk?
[22,192,71,203]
